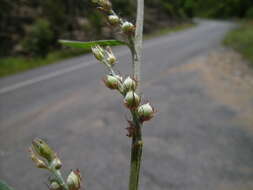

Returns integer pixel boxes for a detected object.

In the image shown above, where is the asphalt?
[1,20,253,190]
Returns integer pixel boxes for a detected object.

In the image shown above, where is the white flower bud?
[122,21,135,34]
[122,76,137,93]
[91,45,105,61]
[67,170,81,190]
[108,15,120,25]
[124,91,141,109]
[138,103,155,122]
[103,75,122,90]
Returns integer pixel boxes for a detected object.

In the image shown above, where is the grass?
[224,20,253,65]
[0,49,88,78]
[0,23,195,78]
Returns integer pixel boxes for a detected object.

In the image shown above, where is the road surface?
[1,20,253,190]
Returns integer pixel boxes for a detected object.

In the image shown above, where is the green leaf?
[0,181,14,190]
[59,40,127,49]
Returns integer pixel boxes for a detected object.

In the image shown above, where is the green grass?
[0,49,88,77]
[224,20,253,65]
[0,23,195,78]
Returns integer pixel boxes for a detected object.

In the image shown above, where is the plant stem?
[128,1,144,190]
[128,111,143,190]
[133,0,144,83]
[51,169,68,190]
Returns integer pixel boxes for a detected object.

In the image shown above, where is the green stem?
[128,111,143,190]
[128,0,144,190]
[51,169,69,190]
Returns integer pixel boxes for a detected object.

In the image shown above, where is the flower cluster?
[91,44,155,135]
[91,0,155,138]
[92,0,135,36]
[29,138,82,190]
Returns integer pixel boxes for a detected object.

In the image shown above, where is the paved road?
[1,20,253,190]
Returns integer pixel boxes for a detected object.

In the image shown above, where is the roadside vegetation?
[0,0,252,78]
[0,49,88,77]
[224,20,253,65]
[0,23,194,78]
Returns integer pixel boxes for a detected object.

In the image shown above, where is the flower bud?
[137,103,155,122]
[124,91,141,109]
[122,21,135,34]
[106,48,117,66]
[67,170,81,190]
[29,148,48,169]
[103,75,122,90]
[122,76,137,93]
[91,45,105,61]
[92,0,112,11]
[50,181,61,190]
[108,15,120,25]
[51,157,62,170]
[32,138,56,163]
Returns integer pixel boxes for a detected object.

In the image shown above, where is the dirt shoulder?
[163,48,253,132]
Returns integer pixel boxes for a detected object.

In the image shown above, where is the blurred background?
[1,0,252,63]
[1,0,253,190]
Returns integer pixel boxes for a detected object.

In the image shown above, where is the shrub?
[22,19,54,57]
[246,7,253,18]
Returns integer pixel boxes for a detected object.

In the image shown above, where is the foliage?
[0,49,87,78]
[2,0,252,58]
[0,24,194,78]
[0,181,14,190]
[190,0,253,18]
[59,40,126,49]
[224,20,253,65]
[22,19,54,57]
[246,7,253,18]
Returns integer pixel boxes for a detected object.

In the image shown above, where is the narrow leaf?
[59,40,126,49]
[0,181,14,190]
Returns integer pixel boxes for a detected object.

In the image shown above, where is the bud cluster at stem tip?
[29,138,63,170]
[91,45,117,67]
[91,0,135,36]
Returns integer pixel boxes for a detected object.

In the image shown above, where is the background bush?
[246,7,253,18]
[1,0,252,58]
[22,19,54,57]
